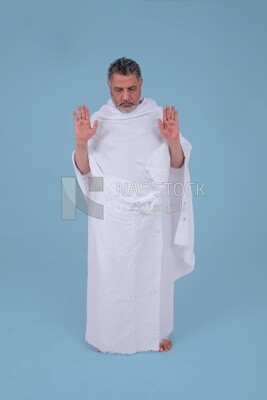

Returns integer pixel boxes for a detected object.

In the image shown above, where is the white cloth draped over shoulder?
[72,97,195,354]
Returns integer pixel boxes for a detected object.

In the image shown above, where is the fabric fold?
[141,133,195,280]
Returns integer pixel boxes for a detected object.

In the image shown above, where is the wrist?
[75,141,88,150]
[167,137,180,149]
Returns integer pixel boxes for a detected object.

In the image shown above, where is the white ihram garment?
[71,97,195,354]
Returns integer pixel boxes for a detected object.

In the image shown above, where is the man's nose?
[122,90,130,101]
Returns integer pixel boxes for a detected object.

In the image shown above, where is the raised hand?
[158,105,180,143]
[73,104,98,146]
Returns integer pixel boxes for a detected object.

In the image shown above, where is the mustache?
[119,101,135,106]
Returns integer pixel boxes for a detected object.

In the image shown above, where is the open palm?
[73,104,98,145]
[158,105,180,143]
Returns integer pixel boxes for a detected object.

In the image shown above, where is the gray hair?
[107,57,142,82]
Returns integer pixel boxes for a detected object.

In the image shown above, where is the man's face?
[108,73,143,113]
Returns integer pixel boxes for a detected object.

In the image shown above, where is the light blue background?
[1,0,266,399]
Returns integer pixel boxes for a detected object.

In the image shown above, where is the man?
[72,57,195,354]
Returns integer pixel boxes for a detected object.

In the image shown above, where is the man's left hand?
[158,105,180,143]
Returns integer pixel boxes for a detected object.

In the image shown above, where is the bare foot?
[158,338,172,352]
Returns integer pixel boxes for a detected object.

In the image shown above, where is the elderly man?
[72,57,195,354]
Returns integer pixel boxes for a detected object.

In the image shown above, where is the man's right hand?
[73,104,98,145]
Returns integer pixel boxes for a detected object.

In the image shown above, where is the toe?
[159,338,173,352]
[164,339,172,351]
[161,339,168,351]
[159,339,165,351]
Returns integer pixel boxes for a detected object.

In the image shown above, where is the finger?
[77,106,82,119]
[166,106,170,121]
[73,111,80,125]
[73,111,78,122]
[174,109,178,121]
[171,105,175,120]
[79,105,84,118]
[81,105,86,119]
[91,120,98,133]
[85,106,89,121]
[163,106,167,122]
[169,106,173,120]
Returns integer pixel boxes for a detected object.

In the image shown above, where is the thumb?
[92,120,98,132]
[158,119,163,130]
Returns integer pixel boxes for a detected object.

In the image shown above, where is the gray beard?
[116,103,139,113]
[111,97,143,113]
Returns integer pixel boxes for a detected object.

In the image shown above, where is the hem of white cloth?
[85,334,172,355]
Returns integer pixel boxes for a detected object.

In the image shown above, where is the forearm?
[168,138,185,168]
[74,143,90,175]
